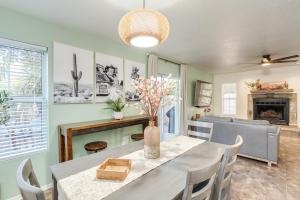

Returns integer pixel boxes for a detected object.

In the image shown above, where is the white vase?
[113,112,123,120]
[144,121,160,159]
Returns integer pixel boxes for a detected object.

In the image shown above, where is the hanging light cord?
[143,0,145,8]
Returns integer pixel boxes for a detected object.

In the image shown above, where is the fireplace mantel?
[247,92,297,126]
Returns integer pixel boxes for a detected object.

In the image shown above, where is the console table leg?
[59,132,66,162]
[52,175,58,200]
[66,129,73,161]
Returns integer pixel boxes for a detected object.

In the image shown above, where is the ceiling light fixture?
[261,62,271,67]
[118,0,170,48]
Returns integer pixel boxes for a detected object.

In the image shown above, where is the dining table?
[50,136,226,200]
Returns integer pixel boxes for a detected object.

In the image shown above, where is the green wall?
[186,66,214,118]
[0,7,213,199]
[0,7,147,199]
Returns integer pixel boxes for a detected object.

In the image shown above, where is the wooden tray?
[96,158,131,181]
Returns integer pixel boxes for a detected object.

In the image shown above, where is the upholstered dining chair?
[212,135,243,200]
[16,159,46,200]
[182,151,223,200]
[187,120,214,141]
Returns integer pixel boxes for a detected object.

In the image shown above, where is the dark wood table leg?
[142,122,148,131]
[52,175,58,200]
[58,127,66,162]
[66,128,73,161]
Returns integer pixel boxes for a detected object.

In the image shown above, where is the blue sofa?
[200,116,280,166]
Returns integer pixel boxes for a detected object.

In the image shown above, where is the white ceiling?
[1,0,300,73]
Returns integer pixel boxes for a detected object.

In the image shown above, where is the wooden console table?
[58,115,150,162]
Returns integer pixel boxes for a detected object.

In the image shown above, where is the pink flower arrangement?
[133,75,177,121]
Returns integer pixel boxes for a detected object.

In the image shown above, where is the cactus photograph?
[53,42,94,103]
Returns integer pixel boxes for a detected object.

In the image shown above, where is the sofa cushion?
[232,118,270,125]
[233,123,268,159]
[201,116,233,123]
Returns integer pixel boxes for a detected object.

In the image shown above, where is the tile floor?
[45,129,300,200]
[231,130,300,200]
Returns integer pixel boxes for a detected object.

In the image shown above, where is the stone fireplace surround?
[248,92,297,126]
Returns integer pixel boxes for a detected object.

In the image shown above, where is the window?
[0,38,48,160]
[222,83,236,115]
[157,59,180,140]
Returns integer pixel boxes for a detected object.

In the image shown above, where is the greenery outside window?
[0,38,48,160]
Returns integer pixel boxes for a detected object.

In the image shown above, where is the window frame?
[156,73,180,139]
[222,83,237,116]
[0,38,49,161]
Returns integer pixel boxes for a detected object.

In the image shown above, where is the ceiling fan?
[259,54,299,66]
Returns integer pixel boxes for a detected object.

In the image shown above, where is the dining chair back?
[187,120,214,141]
[16,159,46,200]
[182,151,223,200]
[212,135,243,200]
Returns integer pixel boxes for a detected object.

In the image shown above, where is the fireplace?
[253,98,289,125]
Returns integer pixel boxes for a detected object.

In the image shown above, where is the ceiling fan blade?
[271,60,298,63]
[272,55,299,61]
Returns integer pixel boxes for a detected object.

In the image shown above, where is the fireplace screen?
[253,98,289,125]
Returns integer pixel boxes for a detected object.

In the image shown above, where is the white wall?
[213,65,300,126]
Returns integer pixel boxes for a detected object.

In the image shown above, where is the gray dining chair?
[187,120,214,141]
[182,151,223,200]
[212,135,243,200]
[16,159,46,200]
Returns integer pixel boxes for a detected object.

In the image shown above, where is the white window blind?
[0,38,48,160]
[222,83,236,115]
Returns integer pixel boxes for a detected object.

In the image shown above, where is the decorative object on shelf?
[204,106,211,116]
[53,42,94,104]
[118,0,170,48]
[246,79,292,93]
[133,75,177,158]
[95,53,124,103]
[96,158,131,181]
[105,97,126,120]
[261,81,289,90]
[0,90,12,125]
[245,79,261,91]
[124,59,146,101]
[194,80,213,107]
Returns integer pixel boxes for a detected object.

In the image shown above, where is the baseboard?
[7,183,53,200]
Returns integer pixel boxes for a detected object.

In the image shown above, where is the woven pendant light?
[118,0,170,48]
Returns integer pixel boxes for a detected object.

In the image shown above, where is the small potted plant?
[106,97,126,120]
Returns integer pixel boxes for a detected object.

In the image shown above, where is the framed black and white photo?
[53,42,94,104]
[95,53,124,102]
[124,59,146,101]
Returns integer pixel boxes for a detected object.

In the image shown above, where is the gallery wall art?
[95,53,124,102]
[124,59,146,101]
[53,42,94,103]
